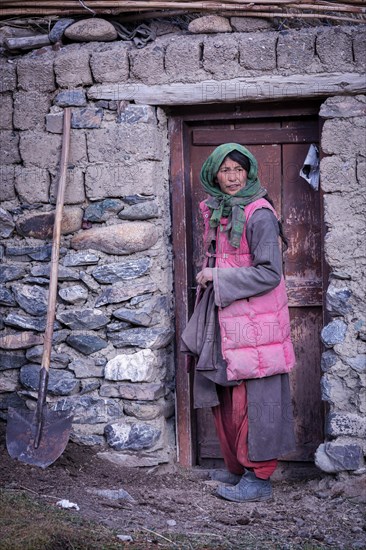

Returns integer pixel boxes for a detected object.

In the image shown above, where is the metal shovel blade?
[6,406,73,469]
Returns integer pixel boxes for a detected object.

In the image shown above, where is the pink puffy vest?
[199,198,296,381]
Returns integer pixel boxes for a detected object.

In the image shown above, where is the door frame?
[169,101,326,467]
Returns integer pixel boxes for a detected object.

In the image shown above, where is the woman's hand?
[196,268,213,289]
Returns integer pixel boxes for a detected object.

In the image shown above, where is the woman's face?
[216,157,248,195]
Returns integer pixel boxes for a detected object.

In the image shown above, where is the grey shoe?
[216,470,272,502]
[210,470,243,485]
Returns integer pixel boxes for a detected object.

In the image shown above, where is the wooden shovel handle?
[34,108,71,448]
[41,108,72,373]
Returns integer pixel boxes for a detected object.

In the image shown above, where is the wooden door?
[170,102,324,466]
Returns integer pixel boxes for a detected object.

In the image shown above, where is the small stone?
[107,321,131,332]
[0,285,16,306]
[104,421,161,451]
[68,359,104,378]
[4,313,60,333]
[65,18,117,42]
[7,244,55,262]
[97,450,163,468]
[105,349,157,382]
[59,285,88,305]
[71,107,103,129]
[108,327,173,350]
[26,345,70,367]
[0,374,18,393]
[320,96,366,119]
[95,100,109,109]
[345,354,366,373]
[20,364,79,395]
[321,374,334,402]
[130,294,152,306]
[52,329,70,345]
[0,207,14,238]
[315,442,364,473]
[12,285,48,316]
[0,352,27,370]
[80,379,100,394]
[23,276,49,286]
[95,279,157,307]
[330,269,351,280]
[122,194,154,205]
[99,382,165,400]
[118,202,159,220]
[327,412,366,438]
[113,295,168,327]
[326,286,352,316]
[89,488,135,502]
[16,207,83,239]
[83,199,124,222]
[79,271,100,292]
[123,400,166,421]
[91,258,151,284]
[31,264,79,281]
[117,105,155,124]
[53,395,122,424]
[188,15,232,34]
[57,309,109,330]
[63,251,99,267]
[49,18,75,43]
[55,89,87,107]
[112,307,153,327]
[0,265,26,283]
[321,320,347,347]
[66,334,108,355]
[321,350,338,372]
[117,535,133,542]
[166,519,177,527]
[0,332,43,350]
[71,222,159,255]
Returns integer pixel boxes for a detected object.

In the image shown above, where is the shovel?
[6,108,73,468]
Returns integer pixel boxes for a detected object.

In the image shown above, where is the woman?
[181,143,296,503]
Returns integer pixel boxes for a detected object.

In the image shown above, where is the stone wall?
[315,95,366,474]
[0,44,175,467]
[0,22,365,469]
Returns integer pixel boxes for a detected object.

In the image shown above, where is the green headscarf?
[200,143,267,248]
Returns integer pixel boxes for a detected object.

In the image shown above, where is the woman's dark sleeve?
[212,208,283,308]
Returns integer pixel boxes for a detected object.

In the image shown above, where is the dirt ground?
[0,422,365,550]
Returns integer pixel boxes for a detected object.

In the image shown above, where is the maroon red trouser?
[212,383,277,480]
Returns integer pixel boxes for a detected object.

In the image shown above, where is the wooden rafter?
[0,0,365,22]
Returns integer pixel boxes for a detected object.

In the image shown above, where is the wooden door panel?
[286,308,324,460]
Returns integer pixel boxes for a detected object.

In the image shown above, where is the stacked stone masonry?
[315,94,366,474]
[0,23,365,469]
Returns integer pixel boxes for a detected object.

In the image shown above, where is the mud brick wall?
[0,23,365,468]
